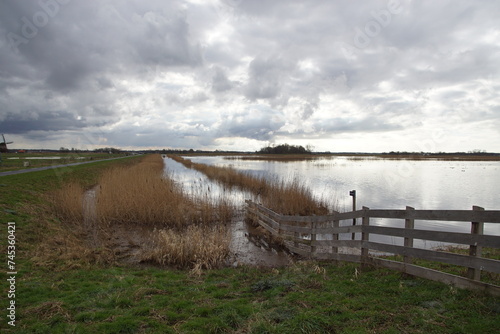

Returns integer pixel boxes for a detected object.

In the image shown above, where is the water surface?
[185,155,500,248]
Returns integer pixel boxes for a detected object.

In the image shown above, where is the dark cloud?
[0,0,498,151]
[0,110,85,134]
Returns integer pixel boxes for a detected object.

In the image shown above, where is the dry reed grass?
[48,154,232,269]
[96,155,232,228]
[141,225,229,269]
[50,182,85,223]
[168,155,329,216]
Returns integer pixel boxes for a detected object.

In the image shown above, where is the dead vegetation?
[141,225,229,269]
[47,154,232,269]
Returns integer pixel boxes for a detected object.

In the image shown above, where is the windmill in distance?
[1,134,13,153]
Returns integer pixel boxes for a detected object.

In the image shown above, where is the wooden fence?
[245,200,500,296]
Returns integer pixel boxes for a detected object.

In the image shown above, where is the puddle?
[227,219,294,267]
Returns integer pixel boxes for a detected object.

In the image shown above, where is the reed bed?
[95,155,231,228]
[50,154,232,269]
[168,155,329,216]
[141,225,229,269]
[50,182,85,224]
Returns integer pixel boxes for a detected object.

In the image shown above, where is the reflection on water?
[163,157,293,266]
[163,157,255,208]
[185,155,500,249]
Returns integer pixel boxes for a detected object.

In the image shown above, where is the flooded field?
[177,155,500,250]
[163,156,294,266]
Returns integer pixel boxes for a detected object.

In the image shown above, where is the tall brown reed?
[96,155,231,228]
[169,155,329,215]
[49,154,232,268]
[50,182,85,223]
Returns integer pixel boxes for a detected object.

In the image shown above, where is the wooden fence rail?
[245,200,500,296]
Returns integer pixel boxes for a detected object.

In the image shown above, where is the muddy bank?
[84,187,294,267]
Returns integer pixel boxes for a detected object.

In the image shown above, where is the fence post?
[311,220,317,256]
[467,206,484,281]
[332,219,339,254]
[350,190,356,240]
[361,206,370,267]
[404,206,415,264]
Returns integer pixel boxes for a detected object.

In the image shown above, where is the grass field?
[0,152,129,172]
[1,154,499,333]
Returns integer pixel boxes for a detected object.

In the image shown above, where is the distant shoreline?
[176,152,500,161]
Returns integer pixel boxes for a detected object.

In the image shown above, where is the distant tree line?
[381,150,497,156]
[59,147,123,153]
[258,143,312,154]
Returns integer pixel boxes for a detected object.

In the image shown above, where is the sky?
[0,0,499,152]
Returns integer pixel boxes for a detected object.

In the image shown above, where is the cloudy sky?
[0,0,499,152]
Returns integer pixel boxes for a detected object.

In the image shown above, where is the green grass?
[383,247,500,286]
[1,155,499,333]
[4,262,500,333]
[0,152,129,172]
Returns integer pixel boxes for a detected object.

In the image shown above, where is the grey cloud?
[244,56,294,101]
[0,110,86,134]
[211,66,234,92]
[317,117,403,135]
[219,108,285,141]
[0,0,498,151]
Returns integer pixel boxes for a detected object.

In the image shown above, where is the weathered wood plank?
[468,206,485,280]
[312,225,363,234]
[311,240,362,248]
[258,220,278,236]
[361,207,370,262]
[332,219,339,254]
[277,224,363,235]
[278,224,312,234]
[363,241,500,274]
[287,244,312,257]
[404,206,415,264]
[247,207,280,229]
[364,226,500,248]
[368,209,500,222]
[366,257,500,296]
[247,200,500,223]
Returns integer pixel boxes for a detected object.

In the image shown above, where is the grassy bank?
[0,152,130,172]
[3,260,500,333]
[1,155,499,333]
